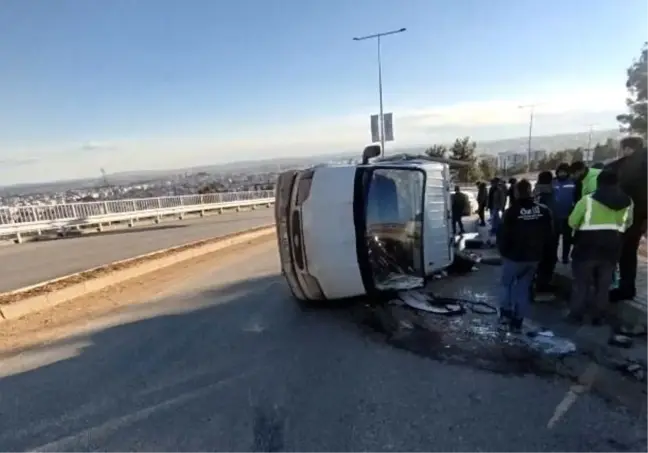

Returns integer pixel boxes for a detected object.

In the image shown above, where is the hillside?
[1,129,623,192]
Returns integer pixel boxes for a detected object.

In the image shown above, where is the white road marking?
[547,362,599,429]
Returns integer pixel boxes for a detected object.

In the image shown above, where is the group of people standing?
[475,136,646,333]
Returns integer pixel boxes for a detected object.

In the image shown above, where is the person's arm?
[496,208,513,253]
[568,198,586,230]
[574,180,583,204]
[624,200,635,232]
[544,205,555,238]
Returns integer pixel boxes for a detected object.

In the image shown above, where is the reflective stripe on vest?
[579,196,628,232]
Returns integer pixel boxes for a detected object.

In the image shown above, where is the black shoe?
[510,317,524,333]
[564,311,584,325]
[498,309,513,330]
[535,284,554,294]
[590,316,605,326]
[609,288,636,303]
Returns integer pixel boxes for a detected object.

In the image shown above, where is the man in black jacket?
[451,185,468,236]
[476,181,488,226]
[607,136,647,302]
[507,177,517,207]
[533,171,559,293]
[497,179,554,332]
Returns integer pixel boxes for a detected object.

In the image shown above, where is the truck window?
[364,168,425,291]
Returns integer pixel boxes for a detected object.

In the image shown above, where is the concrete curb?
[0,225,276,321]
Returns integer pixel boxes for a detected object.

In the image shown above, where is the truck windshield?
[364,168,425,291]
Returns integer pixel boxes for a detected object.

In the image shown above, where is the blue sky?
[0,0,646,184]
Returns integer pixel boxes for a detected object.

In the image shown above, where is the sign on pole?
[369,113,394,143]
[370,115,380,143]
[583,149,594,162]
[383,113,394,142]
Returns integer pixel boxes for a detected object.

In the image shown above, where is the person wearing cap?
[570,160,602,203]
[533,171,559,293]
[566,170,633,324]
[553,163,577,263]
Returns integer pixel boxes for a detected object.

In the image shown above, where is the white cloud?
[0,85,628,184]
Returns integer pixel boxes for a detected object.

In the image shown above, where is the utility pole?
[585,124,597,163]
[353,27,406,157]
[518,104,537,173]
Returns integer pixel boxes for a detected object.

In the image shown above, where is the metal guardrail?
[0,190,276,237]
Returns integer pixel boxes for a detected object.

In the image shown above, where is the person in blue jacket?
[552,163,576,263]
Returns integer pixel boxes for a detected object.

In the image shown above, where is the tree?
[425,144,448,158]
[593,138,619,162]
[450,136,481,182]
[197,182,227,194]
[478,158,497,181]
[617,42,647,138]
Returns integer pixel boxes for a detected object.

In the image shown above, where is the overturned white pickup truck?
[274,145,456,303]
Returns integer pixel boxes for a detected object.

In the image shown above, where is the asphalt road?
[0,240,644,452]
[0,209,274,292]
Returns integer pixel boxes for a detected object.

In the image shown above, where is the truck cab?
[275,146,454,302]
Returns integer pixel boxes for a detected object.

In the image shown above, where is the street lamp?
[518,104,538,173]
[353,27,407,157]
[585,123,597,162]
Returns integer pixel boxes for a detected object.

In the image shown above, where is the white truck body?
[275,158,454,302]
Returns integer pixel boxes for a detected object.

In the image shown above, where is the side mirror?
[362,145,382,164]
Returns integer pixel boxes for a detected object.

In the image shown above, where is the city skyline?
[0,128,621,189]
[0,0,645,184]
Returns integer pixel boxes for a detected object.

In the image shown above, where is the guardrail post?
[15,232,22,244]
[97,223,104,232]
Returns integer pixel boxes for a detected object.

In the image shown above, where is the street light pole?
[354,27,406,157]
[518,104,537,173]
[585,124,597,162]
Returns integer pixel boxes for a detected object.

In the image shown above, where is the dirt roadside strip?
[0,224,276,321]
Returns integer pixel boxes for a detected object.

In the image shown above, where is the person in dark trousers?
[488,177,506,235]
[451,185,467,236]
[567,170,633,324]
[533,171,559,293]
[553,163,576,263]
[507,177,517,207]
[607,136,647,302]
[497,179,553,332]
[476,181,488,226]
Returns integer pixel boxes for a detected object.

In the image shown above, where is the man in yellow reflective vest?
[566,170,633,324]
[570,160,602,203]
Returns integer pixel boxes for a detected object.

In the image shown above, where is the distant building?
[496,149,547,169]
[478,154,498,165]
